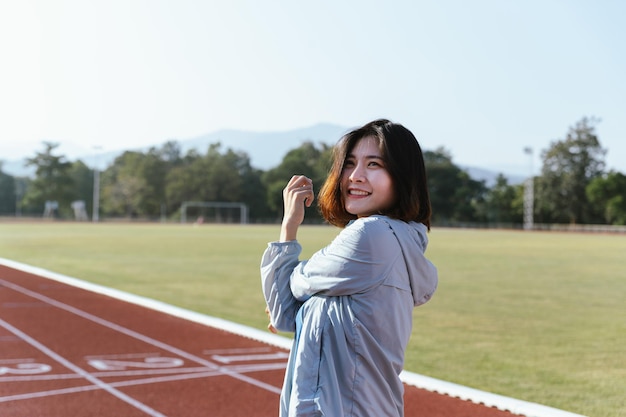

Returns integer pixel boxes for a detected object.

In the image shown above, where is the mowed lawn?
[0,222,623,417]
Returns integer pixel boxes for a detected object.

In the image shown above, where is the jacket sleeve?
[290,219,398,301]
[260,241,303,333]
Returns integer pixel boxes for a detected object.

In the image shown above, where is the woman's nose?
[349,163,365,182]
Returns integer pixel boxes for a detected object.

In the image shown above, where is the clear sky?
[1,0,624,177]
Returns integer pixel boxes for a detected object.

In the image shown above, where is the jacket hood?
[383,218,438,306]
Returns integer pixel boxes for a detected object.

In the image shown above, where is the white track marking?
[203,347,273,355]
[88,356,184,371]
[0,278,282,395]
[0,366,212,382]
[211,352,289,364]
[0,361,51,375]
[0,317,167,417]
[0,361,287,384]
[84,352,161,359]
[0,362,287,403]
[0,383,109,403]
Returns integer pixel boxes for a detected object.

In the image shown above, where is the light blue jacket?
[261,215,438,417]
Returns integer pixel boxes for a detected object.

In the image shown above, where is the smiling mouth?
[348,189,370,196]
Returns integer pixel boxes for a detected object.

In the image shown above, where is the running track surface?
[0,263,579,417]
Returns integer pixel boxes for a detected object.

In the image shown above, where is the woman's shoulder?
[343,215,398,243]
[322,217,394,262]
[348,215,401,229]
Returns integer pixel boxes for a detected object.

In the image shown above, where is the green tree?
[109,176,146,217]
[165,150,203,212]
[424,147,486,224]
[174,144,243,202]
[237,165,272,222]
[138,148,170,217]
[68,160,94,218]
[101,151,148,217]
[21,142,74,217]
[158,140,183,164]
[262,141,332,222]
[536,117,606,224]
[586,171,626,225]
[480,174,521,224]
[204,145,244,202]
[509,183,526,225]
[0,163,16,215]
[165,143,266,222]
[100,144,179,219]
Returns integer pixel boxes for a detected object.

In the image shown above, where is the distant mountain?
[1,123,524,185]
[1,123,349,177]
[179,123,349,170]
[2,159,33,178]
[463,166,525,186]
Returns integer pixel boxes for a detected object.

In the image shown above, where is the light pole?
[14,178,23,217]
[523,147,534,230]
[93,146,102,222]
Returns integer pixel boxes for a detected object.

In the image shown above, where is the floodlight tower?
[93,146,102,222]
[523,147,534,230]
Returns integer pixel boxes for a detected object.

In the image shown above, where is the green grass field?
[0,222,623,417]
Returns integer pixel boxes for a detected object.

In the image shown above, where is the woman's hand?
[280,175,314,242]
[265,306,277,334]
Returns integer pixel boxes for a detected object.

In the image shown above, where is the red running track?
[0,264,522,417]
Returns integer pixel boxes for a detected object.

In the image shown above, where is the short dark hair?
[318,119,432,229]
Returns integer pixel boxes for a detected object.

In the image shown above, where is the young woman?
[261,119,438,417]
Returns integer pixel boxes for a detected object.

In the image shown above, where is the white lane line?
[0,362,288,403]
[84,352,162,360]
[0,366,214,382]
[0,278,282,394]
[203,347,273,355]
[0,360,287,383]
[0,317,167,417]
[0,382,104,403]
[211,352,289,364]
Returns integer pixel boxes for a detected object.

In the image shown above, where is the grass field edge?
[0,257,588,417]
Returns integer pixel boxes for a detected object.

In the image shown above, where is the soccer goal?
[180,201,249,224]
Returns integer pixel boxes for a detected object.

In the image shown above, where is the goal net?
[180,201,249,224]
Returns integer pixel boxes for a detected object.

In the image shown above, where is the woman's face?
[341,136,395,218]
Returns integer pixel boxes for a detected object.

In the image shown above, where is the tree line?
[1,117,624,225]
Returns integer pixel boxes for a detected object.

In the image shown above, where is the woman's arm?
[260,175,315,332]
[261,241,303,332]
[280,175,314,242]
